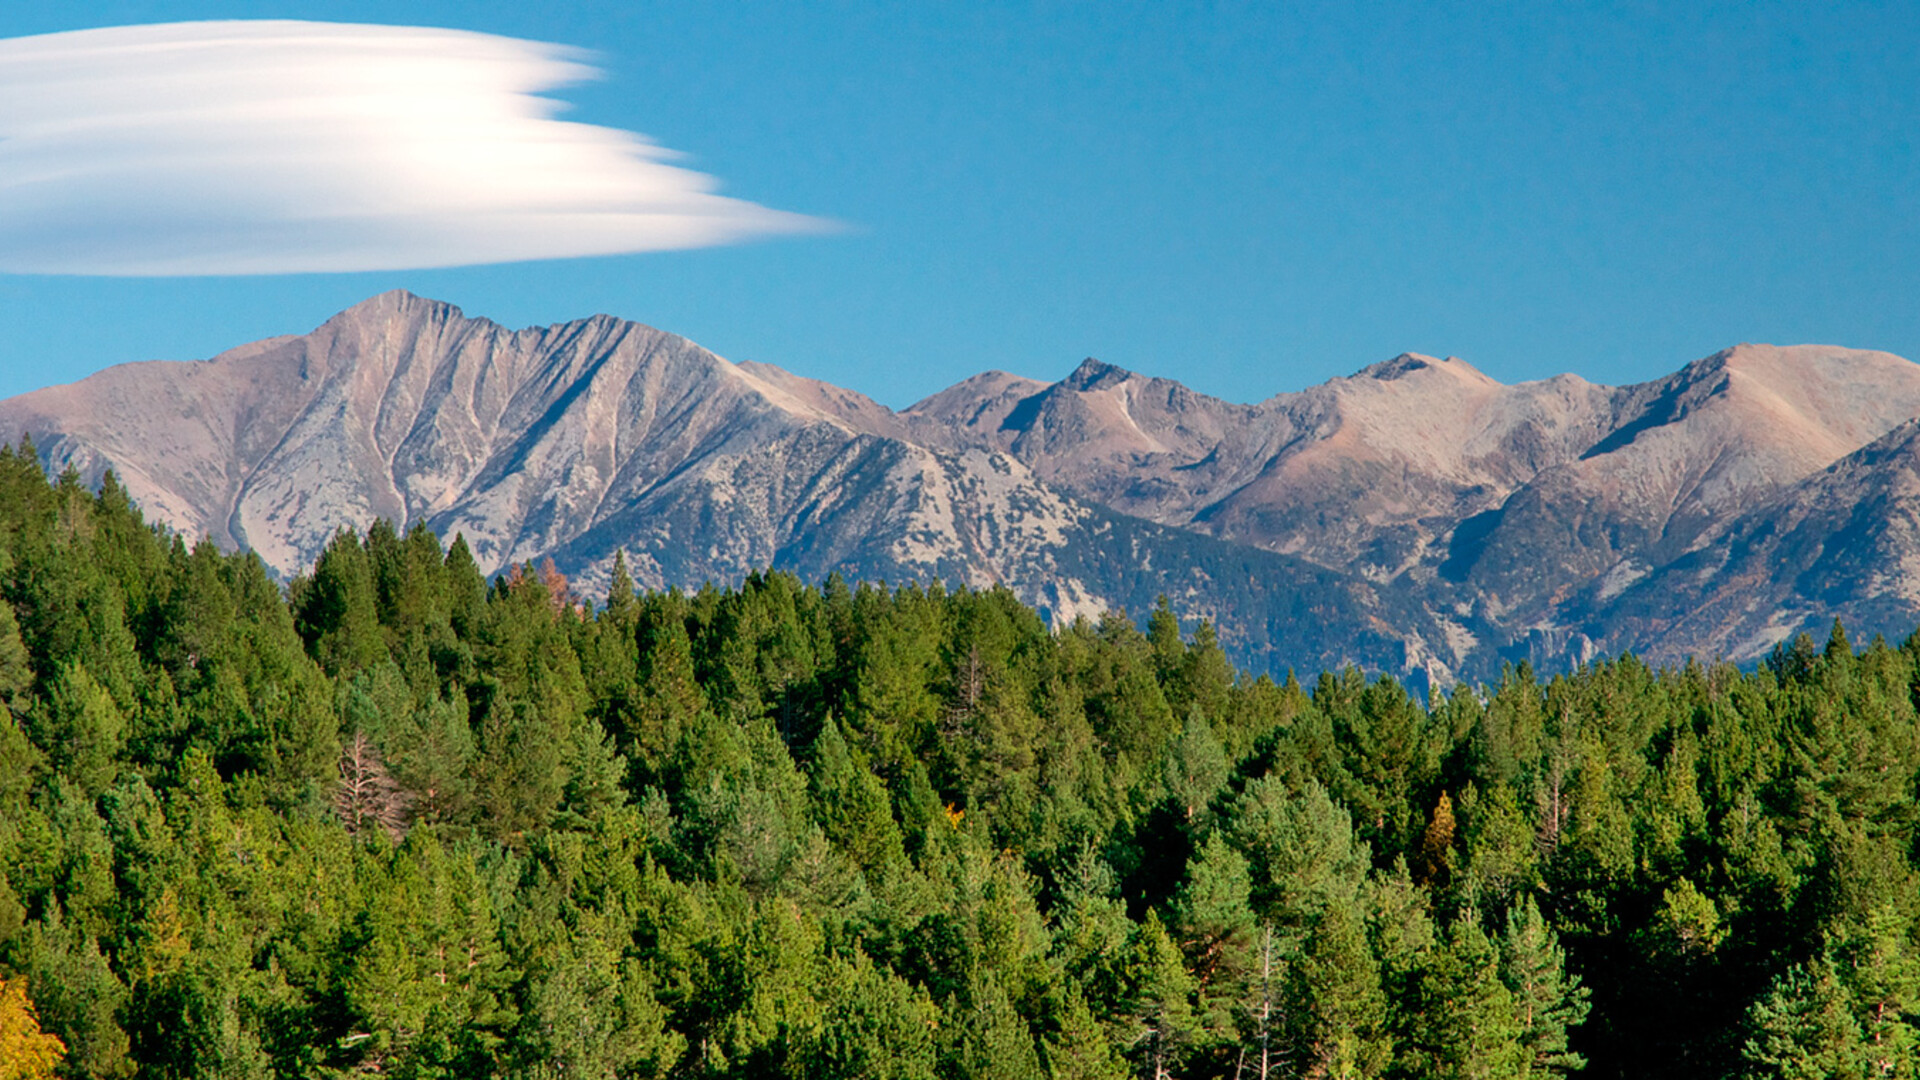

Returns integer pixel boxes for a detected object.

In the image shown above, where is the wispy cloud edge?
[0,20,833,276]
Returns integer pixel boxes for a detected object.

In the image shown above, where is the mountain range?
[6,289,1918,685]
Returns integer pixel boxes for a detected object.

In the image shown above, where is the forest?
[0,439,1916,1080]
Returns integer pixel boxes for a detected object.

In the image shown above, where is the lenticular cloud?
[0,21,826,275]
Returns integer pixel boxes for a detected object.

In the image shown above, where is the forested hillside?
[2,440,1917,1080]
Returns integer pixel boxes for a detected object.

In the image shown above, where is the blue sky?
[1,1,1915,408]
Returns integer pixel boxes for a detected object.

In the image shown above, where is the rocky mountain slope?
[910,342,1920,670]
[6,290,1920,682]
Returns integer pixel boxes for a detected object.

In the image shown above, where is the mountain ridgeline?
[4,455,1920,1079]
[7,290,1920,683]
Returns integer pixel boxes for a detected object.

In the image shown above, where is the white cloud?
[0,20,829,275]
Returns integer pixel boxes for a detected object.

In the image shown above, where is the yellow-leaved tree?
[0,975,65,1080]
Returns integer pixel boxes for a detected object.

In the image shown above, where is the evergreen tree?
[519,910,682,1079]
[32,663,124,798]
[1403,915,1527,1080]
[1177,621,1235,731]
[384,690,476,827]
[291,527,386,676]
[1040,987,1128,1080]
[1229,776,1369,930]
[942,972,1046,1080]
[622,598,706,785]
[1288,903,1389,1080]
[807,716,902,872]
[1499,897,1590,1079]
[1835,905,1920,1078]
[1113,913,1195,1080]
[794,952,939,1080]
[0,598,33,720]
[1160,706,1230,825]
[1741,957,1866,1080]
[18,910,134,1080]
[1455,782,1537,910]
[1169,832,1256,1055]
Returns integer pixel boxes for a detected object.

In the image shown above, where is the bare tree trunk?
[1258,923,1275,1080]
[334,730,411,842]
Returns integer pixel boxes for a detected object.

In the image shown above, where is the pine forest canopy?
[2,446,1919,1080]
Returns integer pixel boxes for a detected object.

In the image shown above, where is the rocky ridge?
[6,291,1920,682]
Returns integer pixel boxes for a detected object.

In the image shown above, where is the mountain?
[910,342,1920,669]
[6,290,1920,682]
[0,292,1438,679]
[1591,415,1920,663]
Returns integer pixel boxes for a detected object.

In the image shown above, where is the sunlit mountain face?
[9,290,1920,684]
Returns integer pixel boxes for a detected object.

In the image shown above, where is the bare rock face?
[1591,416,1920,664]
[0,291,1098,600]
[909,341,1920,669]
[0,293,1431,678]
[7,291,1920,681]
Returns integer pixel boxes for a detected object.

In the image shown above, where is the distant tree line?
[0,440,1916,1079]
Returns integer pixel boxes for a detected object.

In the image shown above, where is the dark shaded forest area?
[1,441,1915,1079]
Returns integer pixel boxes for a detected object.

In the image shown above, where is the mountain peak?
[1372,352,1437,379]
[329,289,467,325]
[1354,352,1494,384]
[1062,357,1134,391]
[1663,343,1920,404]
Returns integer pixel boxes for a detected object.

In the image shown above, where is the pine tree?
[1051,845,1136,1022]
[33,661,124,797]
[442,533,489,642]
[19,911,134,1080]
[1406,915,1527,1080]
[1498,896,1589,1078]
[560,709,628,826]
[1741,957,1866,1080]
[292,527,387,676]
[0,598,32,719]
[624,599,706,784]
[1287,902,1388,1080]
[942,972,1045,1080]
[1456,782,1537,909]
[793,951,939,1080]
[333,730,410,842]
[0,708,41,827]
[1836,904,1920,1078]
[1178,622,1235,730]
[1169,832,1256,1051]
[807,716,902,871]
[384,691,475,826]
[1161,706,1230,824]
[520,910,682,1080]
[1040,987,1128,1080]
[1146,596,1184,690]
[604,548,637,621]
[1229,777,1369,930]
[1115,912,1196,1080]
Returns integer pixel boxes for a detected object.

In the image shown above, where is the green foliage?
[1290,902,1389,1079]
[1396,912,1530,1080]
[1741,957,1866,1080]
[1500,897,1590,1078]
[5,461,1920,1077]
